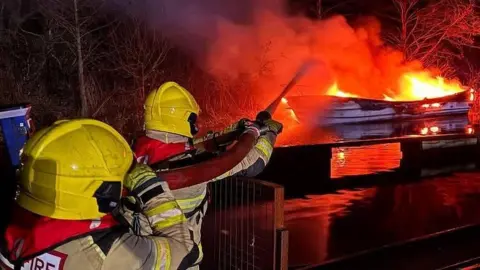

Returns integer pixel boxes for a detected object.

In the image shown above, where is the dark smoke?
[109,0,465,104]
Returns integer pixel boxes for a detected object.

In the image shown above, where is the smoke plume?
[112,0,452,106]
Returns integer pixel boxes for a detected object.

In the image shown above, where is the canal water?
[278,116,480,267]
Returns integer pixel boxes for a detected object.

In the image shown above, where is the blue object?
[0,104,33,167]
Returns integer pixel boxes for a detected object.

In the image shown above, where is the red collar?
[134,135,193,165]
[4,205,120,262]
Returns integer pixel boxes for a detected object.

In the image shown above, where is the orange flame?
[326,82,358,98]
[469,89,475,102]
[383,94,394,101]
[393,72,465,101]
[326,72,467,101]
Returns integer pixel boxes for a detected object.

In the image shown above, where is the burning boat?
[279,70,475,126]
[285,90,473,126]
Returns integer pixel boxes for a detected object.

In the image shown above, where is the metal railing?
[201,177,288,270]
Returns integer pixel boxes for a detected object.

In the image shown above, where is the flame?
[326,82,359,98]
[394,73,464,101]
[327,72,467,101]
[420,127,429,135]
[383,95,394,101]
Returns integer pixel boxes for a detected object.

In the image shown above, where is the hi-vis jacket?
[0,177,194,270]
[134,129,277,267]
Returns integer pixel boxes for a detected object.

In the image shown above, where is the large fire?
[325,71,466,101]
[277,70,471,127]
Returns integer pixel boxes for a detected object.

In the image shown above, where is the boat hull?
[287,91,471,126]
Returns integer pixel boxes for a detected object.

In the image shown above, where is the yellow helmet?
[17,119,133,220]
[144,81,201,138]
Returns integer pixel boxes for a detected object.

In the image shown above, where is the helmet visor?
[188,113,199,136]
[94,182,122,213]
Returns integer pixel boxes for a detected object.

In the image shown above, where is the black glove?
[242,119,261,139]
[261,119,283,135]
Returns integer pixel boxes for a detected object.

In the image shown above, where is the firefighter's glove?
[223,118,249,134]
[242,120,261,139]
[124,163,158,192]
[124,163,167,212]
[262,119,283,135]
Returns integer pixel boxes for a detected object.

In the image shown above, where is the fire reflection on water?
[284,141,402,264]
[286,170,480,267]
[331,144,401,178]
[282,128,480,267]
[285,188,377,263]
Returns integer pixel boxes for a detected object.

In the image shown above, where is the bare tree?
[38,0,111,117]
[313,0,355,19]
[108,16,170,121]
[464,62,480,89]
[385,0,419,55]
[72,0,87,116]
[386,0,480,73]
[0,0,39,33]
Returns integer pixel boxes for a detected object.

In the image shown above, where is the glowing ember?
[326,72,467,101]
[421,103,441,109]
[430,126,440,133]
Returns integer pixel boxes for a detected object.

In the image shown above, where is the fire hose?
[158,60,316,190]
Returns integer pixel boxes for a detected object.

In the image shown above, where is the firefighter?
[134,81,283,268]
[0,119,194,270]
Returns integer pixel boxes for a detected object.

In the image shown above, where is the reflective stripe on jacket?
[1,180,194,270]
[134,131,277,267]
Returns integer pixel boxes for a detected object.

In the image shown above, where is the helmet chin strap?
[146,130,189,144]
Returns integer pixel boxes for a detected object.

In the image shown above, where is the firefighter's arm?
[211,119,282,181]
[107,164,195,269]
